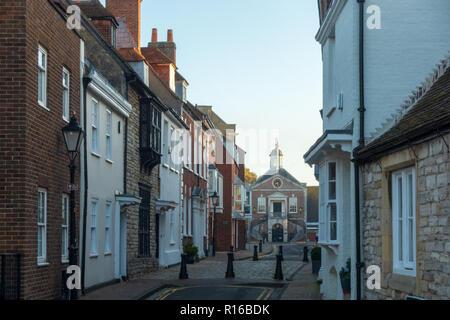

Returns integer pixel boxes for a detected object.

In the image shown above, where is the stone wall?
[362,134,449,300]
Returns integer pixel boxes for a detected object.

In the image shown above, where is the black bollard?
[279,245,284,261]
[179,254,189,280]
[303,246,309,262]
[230,246,235,261]
[259,240,263,253]
[273,254,284,280]
[253,245,259,261]
[225,252,235,278]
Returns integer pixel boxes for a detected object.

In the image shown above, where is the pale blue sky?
[101,0,323,186]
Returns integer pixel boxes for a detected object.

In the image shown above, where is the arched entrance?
[272,224,284,243]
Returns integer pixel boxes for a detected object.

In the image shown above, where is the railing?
[0,253,21,300]
[269,212,286,218]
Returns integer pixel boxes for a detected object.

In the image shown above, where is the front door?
[155,214,160,259]
[272,224,283,243]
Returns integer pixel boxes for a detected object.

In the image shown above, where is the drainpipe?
[354,0,366,301]
[81,76,92,295]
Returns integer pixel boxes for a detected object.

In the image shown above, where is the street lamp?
[62,114,84,300]
[210,192,220,257]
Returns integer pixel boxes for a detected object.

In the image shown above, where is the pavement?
[80,242,319,300]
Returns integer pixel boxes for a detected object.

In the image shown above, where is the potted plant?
[339,258,351,294]
[183,241,199,264]
[311,247,321,274]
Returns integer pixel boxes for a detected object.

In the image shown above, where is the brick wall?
[362,134,449,300]
[105,0,141,48]
[0,0,81,299]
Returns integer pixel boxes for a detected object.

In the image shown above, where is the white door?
[119,212,127,279]
[158,213,166,266]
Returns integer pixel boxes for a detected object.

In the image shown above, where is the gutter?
[81,76,92,295]
[353,0,366,301]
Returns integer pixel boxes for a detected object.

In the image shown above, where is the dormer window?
[111,25,116,47]
[169,64,176,91]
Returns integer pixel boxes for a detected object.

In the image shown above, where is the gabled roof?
[253,168,304,188]
[141,46,174,65]
[357,64,450,162]
[117,48,146,62]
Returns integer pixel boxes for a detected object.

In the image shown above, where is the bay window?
[319,161,338,243]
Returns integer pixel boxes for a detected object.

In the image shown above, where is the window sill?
[91,152,101,158]
[38,101,50,111]
[90,254,99,259]
[37,261,49,267]
[104,252,112,257]
[387,273,416,293]
[61,259,69,264]
[62,117,70,124]
[106,159,114,165]
[163,164,170,169]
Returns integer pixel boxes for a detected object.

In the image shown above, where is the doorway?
[272,224,284,243]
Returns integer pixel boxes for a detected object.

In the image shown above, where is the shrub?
[183,241,199,258]
[339,258,351,280]
[311,247,321,260]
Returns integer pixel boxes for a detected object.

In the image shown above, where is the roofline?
[303,129,353,160]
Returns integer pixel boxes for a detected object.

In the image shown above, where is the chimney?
[147,29,176,64]
[106,0,142,49]
[167,29,173,42]
[152,28,158,42]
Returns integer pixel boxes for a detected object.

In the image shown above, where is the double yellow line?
[256,288,274,301]
[155,287,186,300]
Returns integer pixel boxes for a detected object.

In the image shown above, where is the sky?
[101,0,323,186]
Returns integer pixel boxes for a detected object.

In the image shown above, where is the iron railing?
[0,253,21,300]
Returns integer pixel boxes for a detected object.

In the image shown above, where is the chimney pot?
[167,29,174,42]
[152,28,158,42]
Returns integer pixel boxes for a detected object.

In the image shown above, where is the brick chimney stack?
[152,28,158,42]
[167,29,174,42]
[106,0,142,49]
[147,29,176,65]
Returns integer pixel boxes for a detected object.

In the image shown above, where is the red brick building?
[250,144,307,243]
[0,0,82,299]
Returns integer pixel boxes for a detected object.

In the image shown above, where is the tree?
[245,168,258,184]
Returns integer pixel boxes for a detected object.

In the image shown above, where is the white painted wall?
[158,113,184,267]
[82,88,127,289]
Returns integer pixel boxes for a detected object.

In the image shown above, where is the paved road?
[144,243,312,300]
[148,285,284,301]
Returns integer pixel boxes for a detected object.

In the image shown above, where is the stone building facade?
[357,62,449,300]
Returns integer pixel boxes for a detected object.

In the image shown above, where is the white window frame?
[105,109,112,161]
[91,99,99,155]
[188,197,192,236]
[61,194,69,263]
[289,197,298,213]
[62,68,70,122]
[105,202,112,255]
[90,200,98,256]
[234,185,243,212]
[392,167,416,277]
[257,196,266,213]
[183,196,188,236]
[318,161,338,244]
[327,162,338,243]
[38,46,47,109]
[170,210,175,245]
[37,188,47,265]
[169,125,175,169]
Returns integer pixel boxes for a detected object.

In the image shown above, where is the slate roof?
[254,168,303,187]
[117,48,145,62]
[357,66,450,161]
[72,0,118,25]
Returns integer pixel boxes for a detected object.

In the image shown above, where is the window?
[140,100,161,154]
[289,197,298,213]
[188,196,192,236]
[106,110,112,161]
[139,187,151,257]
[392,167,416,276]
[105,203,112,254]
[218,176,223,208]
[91,99,99,154]
[37,189,47,264]
[62,68,70,121]
[319,162,338,243]
[38,46,47,108]
[170,210,175,244]
[62,194,69,263]
[258,197,266,213]
[90,201,98,256]
[163,120,169,165]
[273,202,282,213]
[170,126,176,168]
[143,63,149,86]
[111,25,116,47]
[234,185,243,212]
[183,196,188,235]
